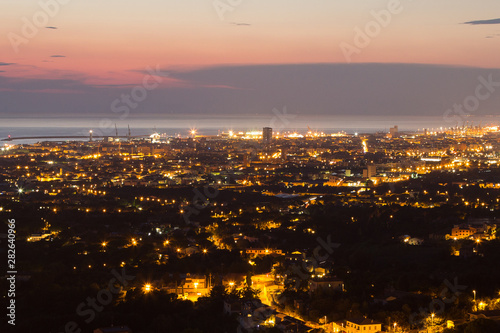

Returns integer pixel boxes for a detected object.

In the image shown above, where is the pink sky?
[1,1,500,123]
[1,0,500,85]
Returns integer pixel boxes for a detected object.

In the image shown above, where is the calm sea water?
[1,114,499,145]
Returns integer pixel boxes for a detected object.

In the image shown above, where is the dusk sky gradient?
[1,0,500,122]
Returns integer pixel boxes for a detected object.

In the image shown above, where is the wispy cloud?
[0,62,15,66]
[45,26,58,29]
[50,55,66,58]
[0,88,84,94]
[229,22,251,26]
[463,18,500,25]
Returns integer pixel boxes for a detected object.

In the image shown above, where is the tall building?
[389,125,399,138]
[363,165,377,178]
[263,127,272,144]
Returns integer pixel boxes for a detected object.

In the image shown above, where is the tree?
[240,286,261,300]
[246,272,253,288]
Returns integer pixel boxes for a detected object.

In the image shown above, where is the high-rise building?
[263,127,272,144]
[389,125,399,138]
[363,165,377,178]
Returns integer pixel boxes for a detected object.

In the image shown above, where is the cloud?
[0,62,15,66]
[50,55,66,58]
[45,26,58,29]
[2,63,500,120]
[463,18,500,25]
[0,70,6,73]
[229,22,251,26]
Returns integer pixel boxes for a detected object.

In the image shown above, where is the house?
[344,318,383,333]
[451,225,477,239]
[183,274,206,290]
[163,274,208,298]
[246,248,283,257]
[309,277,344,292]
[285,251,306,262]
[314,266,329,276]
[449,219,497,241]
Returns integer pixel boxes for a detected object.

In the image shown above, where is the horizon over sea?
[1,114,499,145]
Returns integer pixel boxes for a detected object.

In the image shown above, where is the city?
[1,125,500,332]
[2,1,500,332]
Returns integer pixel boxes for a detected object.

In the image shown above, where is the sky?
[1,0,500,124]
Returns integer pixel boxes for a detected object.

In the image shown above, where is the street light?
[143,283,152,293]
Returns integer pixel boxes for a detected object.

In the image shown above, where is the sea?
[1,114,499,145]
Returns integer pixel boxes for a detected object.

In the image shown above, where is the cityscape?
[2,0,500,332]
[2,124,500,332]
